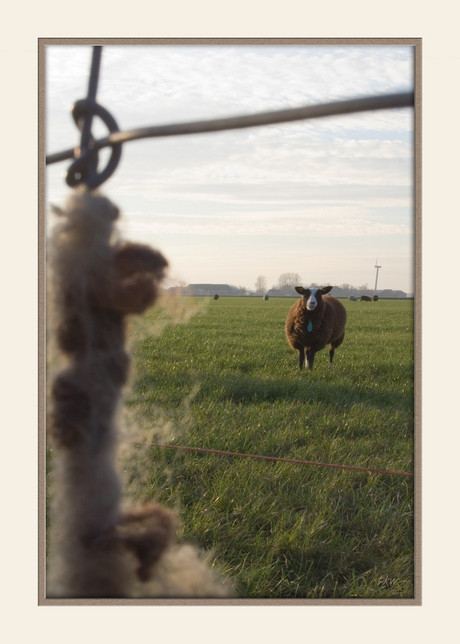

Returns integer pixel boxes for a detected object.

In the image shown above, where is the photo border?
[1,1,459,641]
[38,36,421,607]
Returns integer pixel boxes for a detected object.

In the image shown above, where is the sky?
[46,44,414,294]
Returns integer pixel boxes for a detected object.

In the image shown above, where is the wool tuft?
[47,190,231,598]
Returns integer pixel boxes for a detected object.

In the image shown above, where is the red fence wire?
[134,442,414,477]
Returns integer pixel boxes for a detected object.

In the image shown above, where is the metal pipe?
[46,91,414,166]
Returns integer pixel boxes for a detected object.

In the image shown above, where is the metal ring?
[66,99,122,189]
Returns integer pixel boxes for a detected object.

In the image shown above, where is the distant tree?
[255,275,267,295]
[230,284,249,295]
[358,283,369,291]
[277,272,302,294]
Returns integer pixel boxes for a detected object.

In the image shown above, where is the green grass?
[121,296,414,599]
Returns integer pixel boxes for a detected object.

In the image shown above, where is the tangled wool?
[47,190,177,598]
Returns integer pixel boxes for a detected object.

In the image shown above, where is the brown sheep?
[285,286,347,370]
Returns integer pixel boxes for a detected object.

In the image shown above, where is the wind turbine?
[374,257,382,293]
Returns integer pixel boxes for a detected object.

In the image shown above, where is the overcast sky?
[46,44,414,293]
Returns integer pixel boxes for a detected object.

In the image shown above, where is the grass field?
[120,295,414,599]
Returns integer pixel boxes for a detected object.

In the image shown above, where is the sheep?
[360,295,372,301]
[263,294,269,301]
[213,294,219,300]
[348,295,357,301]
[285,286,347,370]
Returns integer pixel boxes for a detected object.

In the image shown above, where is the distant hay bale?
[373,295,379,301]
[263,295,269,301]
[213,294,219,300]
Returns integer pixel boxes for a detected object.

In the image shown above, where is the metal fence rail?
[46,46,414,190]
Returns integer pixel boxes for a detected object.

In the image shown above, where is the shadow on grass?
[133,367,412,414]
[201,372,412,414]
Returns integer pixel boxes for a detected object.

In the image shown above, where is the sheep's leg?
[329,332,345,367]
[298,347,305,370]
[306,348,316,370]
[328,346,335,367]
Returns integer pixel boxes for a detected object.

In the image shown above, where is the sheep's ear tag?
[308,321,313,332]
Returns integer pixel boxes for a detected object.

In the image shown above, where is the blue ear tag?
[308,321,313,332]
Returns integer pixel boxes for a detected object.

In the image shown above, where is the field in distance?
[123,296,415,599]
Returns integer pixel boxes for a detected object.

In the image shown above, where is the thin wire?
[46,91,414,166]
[134,442,414,477]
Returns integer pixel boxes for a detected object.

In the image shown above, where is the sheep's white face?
[306,288,319,311]
[294,285,332,310]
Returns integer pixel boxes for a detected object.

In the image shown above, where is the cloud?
[95,45,413,119]
[109,176,412,210]
[118,210,411,238]
[46,44,414,292]
[46,45,413,145]
[101,131,413,212]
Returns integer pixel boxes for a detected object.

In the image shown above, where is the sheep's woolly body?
[286,295,346,351]
[285,290,347,370]
[48,190,230,598]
